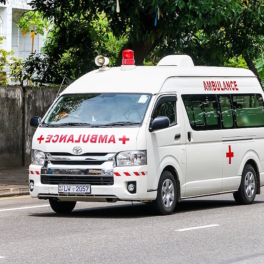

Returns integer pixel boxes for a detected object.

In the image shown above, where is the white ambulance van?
[29,50,264,215]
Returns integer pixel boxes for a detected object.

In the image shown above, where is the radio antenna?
[56,76,66,98]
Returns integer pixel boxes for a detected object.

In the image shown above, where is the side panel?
[174,76,264,196]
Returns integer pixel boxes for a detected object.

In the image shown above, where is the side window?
[152,96,177,125]
[192,101,204,126]
[232,94,264,127]
[182,94,221,130]
[218,95,234,129]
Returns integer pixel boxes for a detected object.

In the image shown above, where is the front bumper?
[29,164,156,201]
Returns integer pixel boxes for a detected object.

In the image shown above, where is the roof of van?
[62,66,256,95]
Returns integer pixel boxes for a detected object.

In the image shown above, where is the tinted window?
[152,96,176,125]
[182,95,221,130]
[218,95,234,128]
[232,94,264,127]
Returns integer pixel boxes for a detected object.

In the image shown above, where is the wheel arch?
[162,165,181,202]
[155,155,184,201]
[244,159,260,194]
[238,150,261,194]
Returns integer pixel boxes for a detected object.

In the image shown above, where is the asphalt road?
[0,191,264,264]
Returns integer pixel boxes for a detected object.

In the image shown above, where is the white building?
[0,0,47,61]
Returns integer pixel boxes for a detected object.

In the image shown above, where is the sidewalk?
[0,167,29,197]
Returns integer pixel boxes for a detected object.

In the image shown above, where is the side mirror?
[30,116,41,129]
[149,116,170,132]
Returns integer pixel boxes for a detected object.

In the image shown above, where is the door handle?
[188,131,191,142]
[174,133,181,140]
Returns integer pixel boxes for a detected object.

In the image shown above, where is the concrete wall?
[0,87,23,167]
[0,86,59,167]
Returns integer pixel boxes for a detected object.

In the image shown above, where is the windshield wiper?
[46,122,91,127]
[94,122,141,127]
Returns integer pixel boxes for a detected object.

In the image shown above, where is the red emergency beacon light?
[122,49,135,65]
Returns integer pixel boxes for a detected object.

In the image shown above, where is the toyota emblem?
[73,146,82,155]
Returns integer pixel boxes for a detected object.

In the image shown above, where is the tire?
[49,198,76,214]
[150,171,177,215]
[233,164,257,205]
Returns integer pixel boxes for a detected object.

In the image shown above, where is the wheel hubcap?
[161,179,174,208]
[244,172,255,198]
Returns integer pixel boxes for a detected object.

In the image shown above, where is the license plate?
[58,184,91,195]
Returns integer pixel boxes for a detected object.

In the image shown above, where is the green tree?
[28,0,264,87]
[21,10,127,84]
[30,0,240,65]
[184,1,264,85]
[18,11,49,40]
[17,11,49,85]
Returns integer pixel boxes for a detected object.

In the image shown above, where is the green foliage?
[91,13,128,66]
[26,0,264,86]
[224,56,248,69]
[0,36,15,85]
[29,0,240,67]
[20,10,128,84]
[18,11,49,37]
[0,36,24,86]
[9,57,23,86]
[256,58,264,87]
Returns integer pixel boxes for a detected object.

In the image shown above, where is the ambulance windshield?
[43,93,151,127]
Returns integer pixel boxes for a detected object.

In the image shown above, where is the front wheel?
[150,171,177,215]
[49,199,76,214]
[233,164,257,205]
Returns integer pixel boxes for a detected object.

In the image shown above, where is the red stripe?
[30,171,34,175]
[141,172,145,176]
[124,172,131,176]
[114,172,121,176]
[134,172,140,176]
[36,171,40,175]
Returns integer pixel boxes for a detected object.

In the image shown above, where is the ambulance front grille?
[41,175,114,185]
[46,152,115,166]
[49,152,107,156]
[50,160,105,165]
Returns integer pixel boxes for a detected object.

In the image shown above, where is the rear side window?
[182,95,220,130]
[232,94,264,127]
[218,95,234,129]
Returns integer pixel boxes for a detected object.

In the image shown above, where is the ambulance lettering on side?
[29,49,264,215]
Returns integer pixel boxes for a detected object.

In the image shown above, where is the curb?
[0,187,29,197]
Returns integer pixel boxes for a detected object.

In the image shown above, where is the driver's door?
[146,94,186,194]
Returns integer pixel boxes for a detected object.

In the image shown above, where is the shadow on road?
[28,196,264,219]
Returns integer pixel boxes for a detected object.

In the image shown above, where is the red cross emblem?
[37,135,45,144]
[119,136,129,144]
[226,145,234,164]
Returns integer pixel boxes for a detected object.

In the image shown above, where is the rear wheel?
[233,164,257,205]
[49,199,76,214]
[151,171,177,215]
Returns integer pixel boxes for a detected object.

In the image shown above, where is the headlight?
[31,150,45,165]
[116,151,147,166]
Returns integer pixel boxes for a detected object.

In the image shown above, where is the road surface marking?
[0,205,49,212]
[175,224,219,232]
[0,256,5,259]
